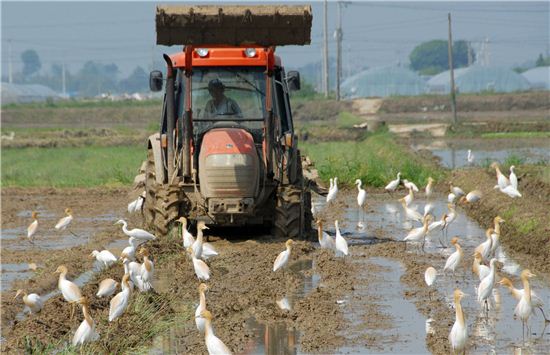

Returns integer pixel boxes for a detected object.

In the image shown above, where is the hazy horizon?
[1,1,548,82]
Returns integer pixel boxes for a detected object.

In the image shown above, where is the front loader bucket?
[156,5,312,46]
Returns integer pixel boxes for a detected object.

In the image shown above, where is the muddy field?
[2,184,550,354]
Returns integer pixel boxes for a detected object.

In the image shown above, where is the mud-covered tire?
[142,150,181,235]
[272,186,313,240]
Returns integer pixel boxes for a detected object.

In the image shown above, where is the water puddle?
[1,263,35,292]
[318,193,550,353]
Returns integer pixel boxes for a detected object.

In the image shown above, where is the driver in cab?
[204,79,242,118]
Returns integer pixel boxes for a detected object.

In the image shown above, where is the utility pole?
[322,0,329,97]
[8,39,13,84]
[62,60,66,96]
[467,41,473,66]
[335,1,342,101]
[447,13,457,125]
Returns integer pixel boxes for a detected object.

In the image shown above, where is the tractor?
[134,5,320,239]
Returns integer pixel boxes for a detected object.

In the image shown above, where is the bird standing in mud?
[404,214,431,252]
[444,237,463,275]
[403,188,414,207]
[326,177,339,203]
[121,255,142,290]
[449,183,465,197]
[449,289,468,355]
[192,221,218,260]
[491,162,510,190]
[127,191,145,213]
[509,165,518,190]
[55,265,82,319]
[55,208,80,238]
[96,278,118,298]
[355,179,367,227]
[176,216,195,248]
[399,198,423,224]
[467,149,475,165]
[472,251,490,281]
[27,211,39,244]
[490,216,505,256]
[316,219,335,251]
[138,248,154,292]
[109,274,132,322]
[121,237,140,262]
[494,184,522,198]
[334,220,349,257]
[477,258,498,313]
[428,213,447,248]
[115,219,157,242]
[195,283,209,333]
[403,179,419,192]
[499,276,549,323]
[514,269,536,337]
[425,177,434,199]
[273,239,294,271]
[73,297,100,346]
[200,310,233,355]
[424,266,437,300]
[475,228,494,262]
[459,190,483,204]
[14,289,43,314]
[188,247,211,281]
[385,172,401,193]
[90,249,117,269]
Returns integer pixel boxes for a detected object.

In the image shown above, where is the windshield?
[182,67,266,133]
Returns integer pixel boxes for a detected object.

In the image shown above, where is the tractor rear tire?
[152,185,181,235]
[273,185,311,239]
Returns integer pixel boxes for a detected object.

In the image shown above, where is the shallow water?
[324,193,550,353]
[1,263,35,292]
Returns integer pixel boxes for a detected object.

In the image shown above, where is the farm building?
[1,83,60,105]
[341,66,427,98]
[427,65,531,94]
[521,66,550,90]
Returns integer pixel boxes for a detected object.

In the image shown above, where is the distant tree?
[75,61,118,97]
[21,49,41,78]
[409,40,473,75]
[535,53,550,67]
[119,66,148,93]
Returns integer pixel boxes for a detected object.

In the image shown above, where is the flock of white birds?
[14,155,541,353]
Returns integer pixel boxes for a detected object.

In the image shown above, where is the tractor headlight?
[195,48,209,57]
[244,48,257,58]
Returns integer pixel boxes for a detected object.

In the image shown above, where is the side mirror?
[149,70,163,92]
[286,71,301,91]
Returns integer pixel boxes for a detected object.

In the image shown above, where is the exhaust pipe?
[163,54,175,182]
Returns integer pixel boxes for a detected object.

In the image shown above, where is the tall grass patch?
[301,131,444,188]
[1,145,144,187]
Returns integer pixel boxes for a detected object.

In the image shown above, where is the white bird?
[326,177,338,203]
[403,188,414,207]
[385,172,401,192]
[472,251,490,281]
[316,219,335,250]
[27,211,39,244]
[138,248,154,292]
[90,250,117,269]
[399,198,423,223]
[423,203,434,217]
[115,219,156,242]
[449,183,465,197]
[176,217,195,248]
[477,258,498,312]
[195,283,209,333]
[189,247,211,281]
[509,165,518,190]
[444,237,463,274]
[449,289,468,354]
[96,278,118,298]
[1,131,15,140]
[121,255,143,291]
[475,228,493,262]
[55,265,82,319]
[121,237,140,261]
[425,177,434,199]
[55,208,74,231]
[192,221,208,259]
[200,310,233,355]
[109,274,132,322]
[334,220,349,257]
[273,239,294,271]
[499,276,548,322]
[491,162,510,189]
[424,266,437,286]
[73,297,99,346]
[514,269,536,334]
[494,184,522,198]
[355,179,367,208]
[447,193,457,204]
[428,213,447,247]
[467,149,475,164]
[460,190,483,204]
[14,289,43,314]
[443,204,457,240]
[403,179,419,192]
[490,216,505,255]
[127,192,146,213]
[404,215,431,251]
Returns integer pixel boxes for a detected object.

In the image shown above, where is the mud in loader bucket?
[156,5,312,46]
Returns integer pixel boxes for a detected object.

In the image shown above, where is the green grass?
[2,98,162,110]
[337,111,364,128]
[1,145,144,187]
[301,130,445,188]
[515,218,539,235]
[481,131,550,139]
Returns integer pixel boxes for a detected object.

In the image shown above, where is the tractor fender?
[147,133,165,184]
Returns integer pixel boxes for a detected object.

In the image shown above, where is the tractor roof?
[169,46,282,69]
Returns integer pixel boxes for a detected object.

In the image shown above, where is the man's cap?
[208,79,225,91]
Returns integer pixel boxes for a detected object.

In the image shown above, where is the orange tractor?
[135,5,319,238]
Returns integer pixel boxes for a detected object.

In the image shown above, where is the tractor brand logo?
[226,144,234,148]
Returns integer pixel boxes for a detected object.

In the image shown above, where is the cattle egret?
[509,165,518,190]
[499,276,549,322]
[477,258,498,313]
[195,283,209,333]
[138,248,154,292]
[55,208,74,231]
[115,219,156,242]
[27,211,39,244]
[188,247,210,281]
[491,162,510,189]
[425,177,434,199]
[200,310,232,355]
[449,183,465,197]
[403,179,419,192]
[14,289,43,314]
[515,269,536,336]
[449,289,468,354]
[109,274,132,322]
[73,297,99,346]
[385,172,401,192]
[96,278,118,298]
[316,219,335,250]
[475,229,494,262]
[403,188,414,207]
[90,250,117,269]
[472,251,490,281]
[176,217,195,248]
[121,237,140,261]
[399,198,423,223]
[494,184,522,198]
[467,149,475,165]
[404,215,431,252]
[273,239,294,271]
[460,190,483,204]
[334,220,349,257]
[127,192,146,213]
[326,177,339,203]
[444,237,463,275]
[121,256,143,291]
[55,265,82,319]
[424,266,437,286]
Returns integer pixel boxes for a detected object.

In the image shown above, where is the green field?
[1,145,144,187]
[302,130,445,188]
